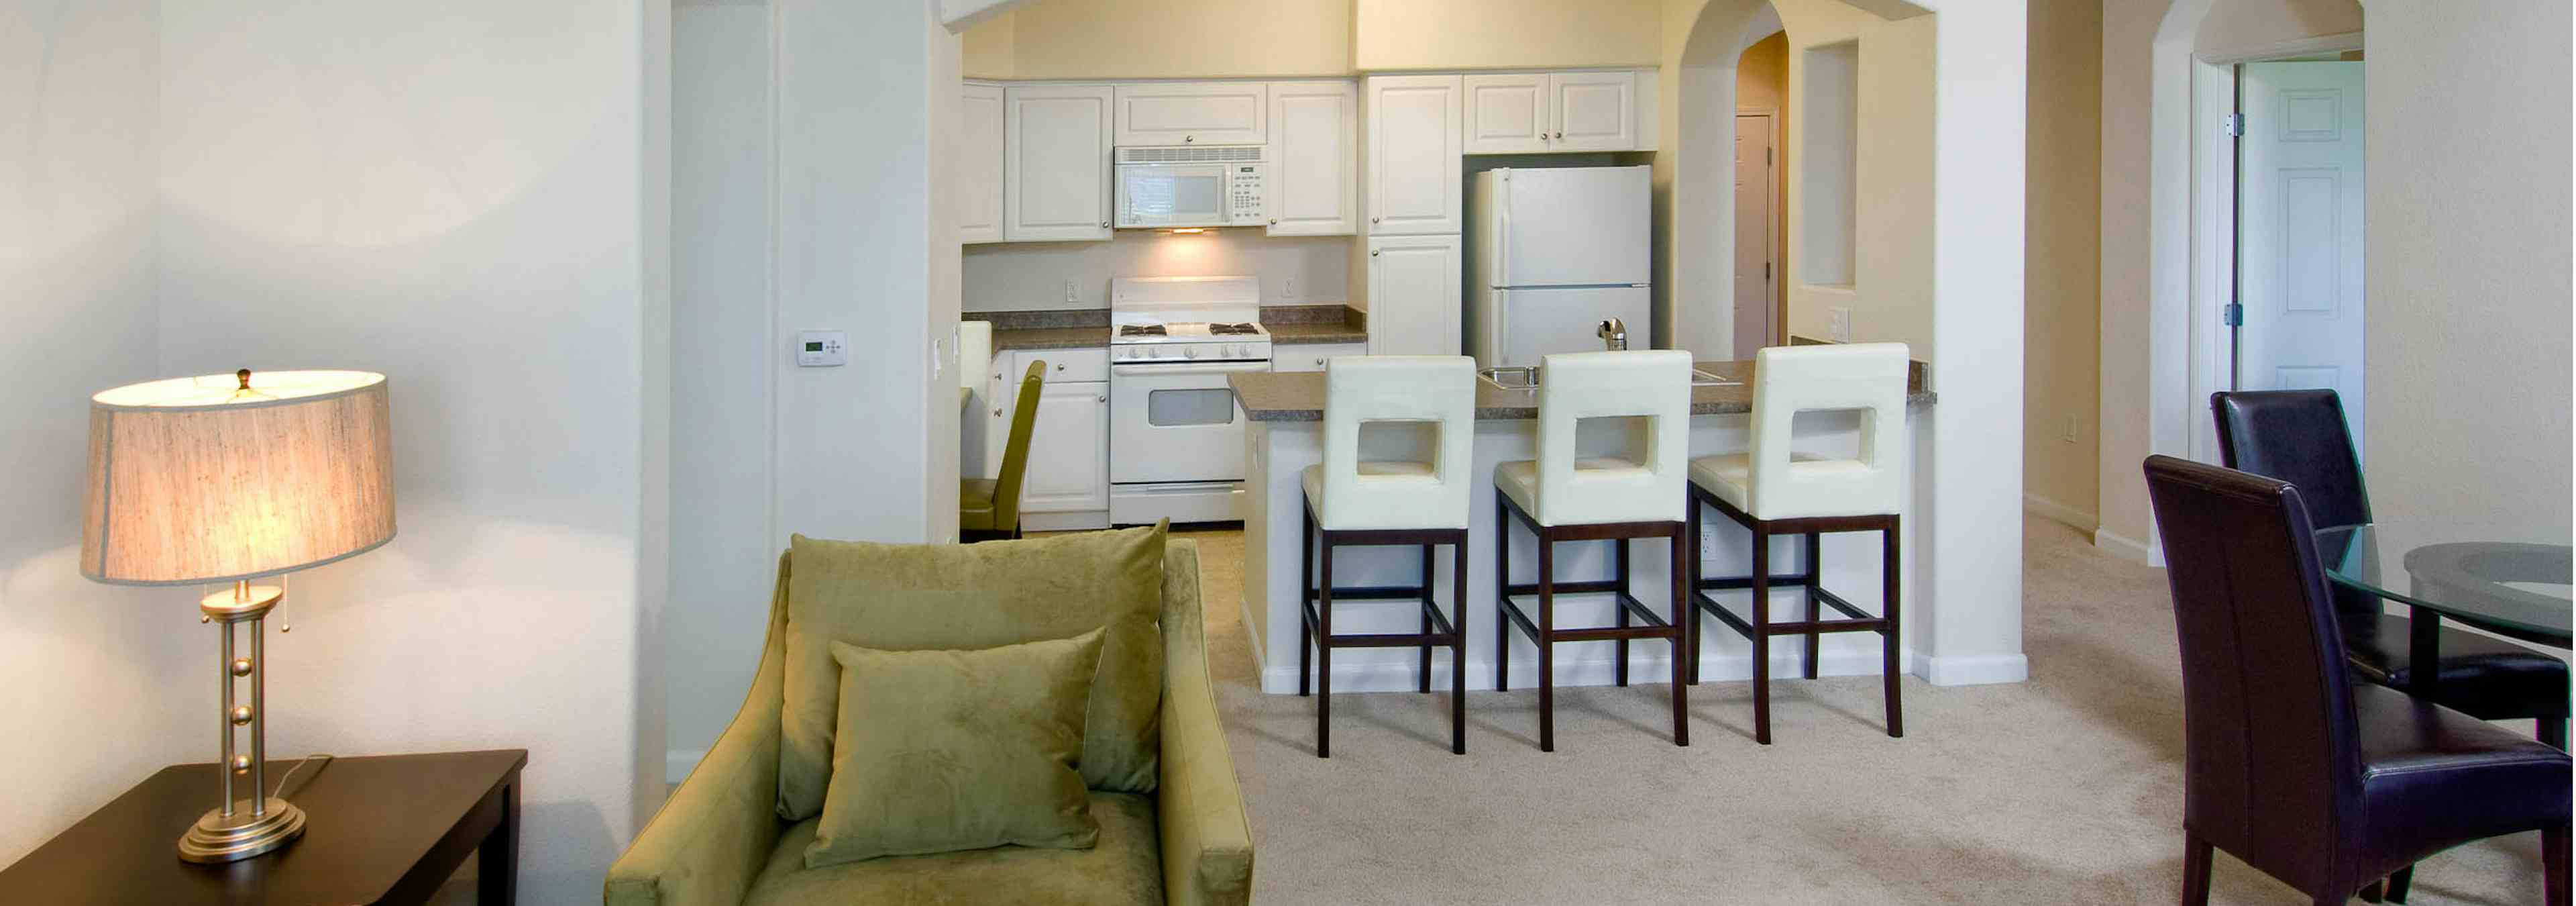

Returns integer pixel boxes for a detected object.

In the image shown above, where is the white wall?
[1799,42,1859,286]
[2361,3,2571,538]
[150,2,655,899]
[0,0,192,868]
[963,231,1354,311]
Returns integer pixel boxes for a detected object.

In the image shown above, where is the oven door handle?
[1111,361,1273,377]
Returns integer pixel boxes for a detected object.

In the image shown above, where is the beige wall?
[963,0,1353,79]
[1354,0,1662,71]
[2194,0,2357,56]
[2361,2,2571,538]
[2025,0,2100,527]
[1738,30,1790,341]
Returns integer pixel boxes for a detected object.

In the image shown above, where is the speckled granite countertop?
[1230,360,1935,422]
[977,304,1366,350]
[990,326,1110,350]
[1263,322,1370,345]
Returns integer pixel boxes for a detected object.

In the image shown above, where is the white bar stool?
[1685,342,1910,745]
[1301,354,1477,757]
[1491,350,1695,752]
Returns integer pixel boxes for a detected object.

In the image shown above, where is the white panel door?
[1366,234,1463,356]
[1493,286,1651,369]
[957,83,1006,244]
[1020,379,1110,513]
[1114,82,1267,147]
[1005,85,1114,242]
[1364,74,1463,236]
[1265,81,1358,236]
[1550,70,1637,151]
[1462,73,1551,154]
[1733,113,1776,359]
[2239,61,2365,442]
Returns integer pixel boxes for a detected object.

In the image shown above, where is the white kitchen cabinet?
[958,83,1006,244]
[1363,74,1462,236]
[1114,82,1267,146]
[1017,364,1111,516]
[1273,342,1371,373]
[1265,81,1359,236]
[1366,234,1463,356]
[1549,70,1638,152]
[1462,73,1551,154]
[1005,85,1114,242]
[968,348,1015,480]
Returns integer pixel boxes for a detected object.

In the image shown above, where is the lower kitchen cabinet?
[1273,342,1371,372]
[1013,352,1111,529]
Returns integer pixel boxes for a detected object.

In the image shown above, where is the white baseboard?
[1920,653,2030,687]
[1259,648,1917,695]
[666,748,707,785]
[2021,493,2097,533]
[2094,526,2165,567]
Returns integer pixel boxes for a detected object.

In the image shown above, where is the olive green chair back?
[963,359,1047,536]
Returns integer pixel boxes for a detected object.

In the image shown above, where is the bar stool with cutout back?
[1687,343,1909,745]
[1300,355,1477,757]
[1492,350,1694,752]
[961,359,1045,542]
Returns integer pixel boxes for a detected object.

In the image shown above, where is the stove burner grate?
[1119,325,1169,337]
[1210,323,1260,336]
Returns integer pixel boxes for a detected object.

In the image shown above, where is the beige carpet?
[1177,517,2557,905]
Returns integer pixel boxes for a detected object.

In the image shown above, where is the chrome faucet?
[1597,317,1629,352]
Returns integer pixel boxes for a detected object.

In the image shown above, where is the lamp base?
[177,797,305,863]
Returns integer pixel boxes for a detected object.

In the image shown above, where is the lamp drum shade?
[83,370,396,586]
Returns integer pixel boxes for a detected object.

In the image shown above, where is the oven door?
[1115,162,1230,228]
[1110,360,1265,484]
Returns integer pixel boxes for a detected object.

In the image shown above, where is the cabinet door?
[968,351,1017,480]
[1273,342,1371,372]
[1462,73,1552,154]
[1114,83,1267,146]
[1366,234,1463,356]
[1364,74,1462,236]
[958,83,1006,244]
[1005,85,1114,242]
[1265,81,1358,236]
[1549,70,1637,152]
[1020,380,1110,513]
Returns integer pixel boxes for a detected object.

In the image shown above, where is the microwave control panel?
[1227,164,1267,225]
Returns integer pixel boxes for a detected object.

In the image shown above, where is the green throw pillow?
[779,523,1167,821]
[806,630,1106,868]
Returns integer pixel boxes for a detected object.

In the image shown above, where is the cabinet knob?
[1099,221,1110,229]
[1096,394,1106,403]
[1370,249,1380,256]
[1554,131,1564,140]
[1055,363,1066,371]
[1184,136,1194,143]
[1269,218,1279,225]
[1370,216,1380,223]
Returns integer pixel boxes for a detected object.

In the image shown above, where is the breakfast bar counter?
[1227,359,1937,697]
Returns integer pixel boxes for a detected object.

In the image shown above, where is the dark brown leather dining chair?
[2213,389,2570,750]
[2144,455,2569,906]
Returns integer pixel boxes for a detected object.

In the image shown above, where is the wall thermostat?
[795,330,847,367]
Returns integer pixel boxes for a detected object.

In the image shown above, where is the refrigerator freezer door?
[1495,166,1652,288]
[1489,286,1652,369]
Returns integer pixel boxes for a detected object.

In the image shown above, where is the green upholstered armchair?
[962,359,1046,542]
[604,538,1254,906]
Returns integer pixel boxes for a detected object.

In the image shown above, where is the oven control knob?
[1182,347,1199,359]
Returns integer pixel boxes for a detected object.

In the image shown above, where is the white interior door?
[2238,60,2366,442]
[1733,113,1776,360]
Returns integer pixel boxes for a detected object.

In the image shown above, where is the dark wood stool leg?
[1419,542,1435,694]
[2543,717,2568,750]
[2385,866,2414,903]
[1299,505,1313,698]
[1538,532,1556,753]
[1750,524,1772,746]
[1615,537,1632,688]
[1451,536,1468,754]
[1670,522,1690,747]
[1882,517,1904,738]
[1318,538,1334,759]
[1686,493,1703,685]
[2181,830,2214,906]
[1495,490,1511,693]
[2547,822,2569,906]
[1803,531,1822,680]
[480,776,520,905]
[2359,879,2385,902]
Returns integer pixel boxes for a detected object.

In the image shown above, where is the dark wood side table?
[0,749,526,905]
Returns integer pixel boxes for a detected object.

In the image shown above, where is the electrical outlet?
[1829,307,1853,343]
[2061,414,2079,444]
[1063,280,1078,303]
[1281,276,1297,299]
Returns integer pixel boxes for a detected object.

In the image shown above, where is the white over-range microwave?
[1113,146,1267,229]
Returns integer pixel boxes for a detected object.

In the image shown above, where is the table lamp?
[81,368,395,863]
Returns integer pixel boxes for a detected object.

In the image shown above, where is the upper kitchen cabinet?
[1265,81,1358,237]
[1005,84,1114,242]
[1364,74,1463,236]
[1462,73,1550,154]
[1549,70,1639,152]
[958,83,1006,244]
[1114,83,1267,147]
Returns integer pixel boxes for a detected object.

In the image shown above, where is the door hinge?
[1766,147,1774,164]
[2223,303,2243,326]
[1764,262,1772,281]
[2223,113,2244,138]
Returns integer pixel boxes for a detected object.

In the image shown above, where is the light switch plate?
[795,330,847,367]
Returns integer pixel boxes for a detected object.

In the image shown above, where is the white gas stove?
[1106,276,1273,525]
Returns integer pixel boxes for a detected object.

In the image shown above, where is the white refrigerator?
[1467,165,1654,368]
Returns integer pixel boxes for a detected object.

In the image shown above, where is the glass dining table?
[2314,523,2573,656]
